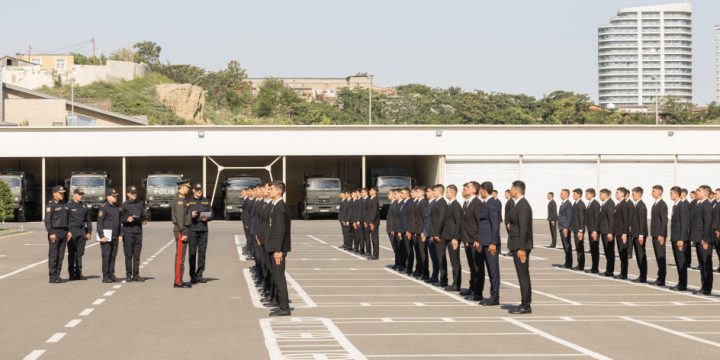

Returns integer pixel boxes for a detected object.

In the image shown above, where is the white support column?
[673,155,678,186]
[282,156,287,201]
[596,155,601,190]
[361,156,366,188]
[202,156,207,197]
[122,157,126,196]
[518,155,523,180]
[41,157,46,221]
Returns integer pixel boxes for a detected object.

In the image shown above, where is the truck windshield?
[147,176,182,187]
[228,179,261,189]
[376,177,410,188]
[307,179,341,190]
[0,176,21,188]
[71,176,105,187]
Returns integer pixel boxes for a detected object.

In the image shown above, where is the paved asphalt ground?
[1,220,720,360]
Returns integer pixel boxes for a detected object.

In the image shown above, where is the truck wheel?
[146,210,152,222]
[224,210,230,220]
[17,207,26,222]
[302,211,311,220]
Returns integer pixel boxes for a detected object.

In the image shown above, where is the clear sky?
[3,0,718,104]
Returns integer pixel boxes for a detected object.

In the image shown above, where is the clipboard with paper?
[95,229,113,242]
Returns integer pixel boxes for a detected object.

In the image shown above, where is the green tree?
[0,181,14,222]
[109,47,135,62]
[252,78,302,118]
[133,41,162,67]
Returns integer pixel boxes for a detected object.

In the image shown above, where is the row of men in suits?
[240,181,293,316]
[337,188,380,259]
[548,185,716,295]
[380,181,534,314]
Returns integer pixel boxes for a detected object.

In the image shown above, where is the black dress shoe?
[546,245,556,248]
[572,266,583,271]
[470,294,483,301]
[692,289,711,296]
[126,276,134,282]
[509,305,532,314]
[670,285,687,291]
[76,274,87,280]
[444,286,460,292]
[481,299,500,306]
[651,280,665,287]
[601,272,614,277]
[102,277,113,283]
[182,282,193,288]
[269,309,291,316]
[110,275,119,282]
[613,274,628,280]
[459,289,472,296]
[197,277,207,283]
[173,283,190,288]
[132,275,145,282]
[191,278,198,284]
[585,269,599,274]
[715,267,720,273]
[691,266,700,271]
[425,278,437,284]
[631,278,647,283]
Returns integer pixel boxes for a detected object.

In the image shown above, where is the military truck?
[222,176,263,220]
[374,175,414,216]
[0,170,35,222]
[300,177,342,220]
[67,170,111,217]
[142,173,183,221]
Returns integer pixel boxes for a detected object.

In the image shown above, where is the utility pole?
[368,75,373,125]
[92,38,96,63]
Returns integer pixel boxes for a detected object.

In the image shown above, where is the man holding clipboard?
[172,179,193,288]
[97,188,122,283]
[186,182,213,284]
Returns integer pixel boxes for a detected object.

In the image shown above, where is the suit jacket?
[349,199,362,223]
[367,196,380,224]
[504,199,514,226]
[360,197,369,223]
[713,202,720,234]
[423,199,434,235]
[265,199,291,252]
[488,198,502,241]
[547,200,558,221]
[430,198,447,238]
[441,200,463,240]
[410,199,424,234]
[585,199,600,234]
[257,200,272,243]
[241,198,251,224]
[386,200,397,233]
[598,199,615,234]
[477,198,501,246]
[570,200,586,233]
[613,200,629,235]
[507,197,533,251]
[338,198,348,222]
[629,200,648,238]
[670,200,689,242]
[650,199,668,238]
[397,199,411,233]
[461,197,481,244]
[406,199,418,232]
[558,200,572,230]
[689,200,713,244]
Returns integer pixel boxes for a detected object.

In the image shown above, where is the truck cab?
[374,175,414,216]
[67,170,111,218]
[301,177,342,220]
[142,173,183,220]
[222,176,262,220]
[0,170,35,222]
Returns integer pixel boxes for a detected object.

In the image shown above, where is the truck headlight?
[148,196,154,201]
[14,197,19,202]
[98,196,103,201]
[306,206,313,210]
[336,205,340,210]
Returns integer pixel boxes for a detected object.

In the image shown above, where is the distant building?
[245,76,383,102]
[16,53,75,73]
[716,25,720,103]
[0,82,146,126]
[598,2,692,108]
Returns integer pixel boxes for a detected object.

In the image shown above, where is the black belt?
[51,227,69,231]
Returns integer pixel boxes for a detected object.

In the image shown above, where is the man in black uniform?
[613,188,631,280]
[67,188,91,281]
[172,179,192,288]
[691,185,714,295]
[349,190,363,253]
[585,189,601,273]
[386,190,399,269]
[186,183,213,284]
[338,191,351,250]
[442,185,463,291]
[45,185,70,283]
[367,187,380,260]
[507,180,534,314]
[598,189,615,277]
[650,185,669,286]
[629,187,648,283]
[121,186,147,282]
[570,189,586,271]
[547,192,558,248]
[670,186,690,291]
[267,181,292,316]
[411,187,428,278]
[97,188,122,283]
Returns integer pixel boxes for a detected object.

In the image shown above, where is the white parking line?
[385,268,478,306]
[621,316,720,348]
[46,332,66,343]
[22,350,46,360]
[242,268,266,309]
[79,308,94,316]
[92,298,105,305]
[260,317,366,360]
[64,319,82,328]
[286,272,318,308]
[308,235,368,260]
[0,242,99,280]
[234,235,247,261]
[103,291,115,297]
[504,318,611,360]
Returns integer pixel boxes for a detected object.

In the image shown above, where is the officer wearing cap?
[121,185,148,282]
[172,179,193,288]
[45,185,71,283]
[98,188,122,283]
[186,182,212,283]
[67,188,92,281]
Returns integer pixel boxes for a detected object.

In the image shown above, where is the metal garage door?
[598,156,675,207]
[677,156,720,192]
[522,156,597,219]
[444,156,519,191]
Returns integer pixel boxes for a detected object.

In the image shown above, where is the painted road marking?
[260,317,366,360]
[46,332,66,343]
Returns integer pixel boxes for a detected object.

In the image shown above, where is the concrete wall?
[4,98,66,126]
[2,60,149,89]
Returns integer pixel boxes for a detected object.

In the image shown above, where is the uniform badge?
[98,210,104,217]
[46,207,51,212]
[177,201,183,205]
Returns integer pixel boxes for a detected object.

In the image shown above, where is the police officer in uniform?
[172,179,192,288]
[67,188,92,281]
[97,188,122,283]
[186,183,212,284]
[45,185,70,283]
[121,186,147,282]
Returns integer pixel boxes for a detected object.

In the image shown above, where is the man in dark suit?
[613,188,630,279]
[441,185,463,291]
[266,181,292,316]
[391,189,407,272]
[386,190,399,270]
[397,188,414,275]
[629,187,649,283]
[349,189,363,254]
[338,191,350,250]
[474,181,501,306]
[598,189,615,277]
[691,185,714,295]
[556,189,573,269]
[411,187,429,279]
[547,192,558,248]
[585,188,601,273]
[359,188,370,255]
[507,180,533,314]
[461,182,482,300]
[430,184,448,286]
[650,185,669,286]
[681,188,692,269]
[670,186,689,291]
[488,194,503,256]
[503,190,514,256]
[366,188,380,260]
[570,188,586,271]
[424,188,439,283]
[714,188,720,273]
